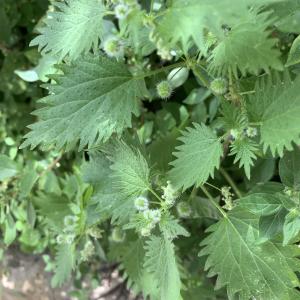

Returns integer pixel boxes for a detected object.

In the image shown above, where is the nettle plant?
[16,0,300,298]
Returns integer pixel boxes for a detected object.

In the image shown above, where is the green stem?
[191,64,210,88]
[204,182,221,192]
[148,187,164,203]
[138,61,187,80]
[220,168,243,198]
[200,186,227,218]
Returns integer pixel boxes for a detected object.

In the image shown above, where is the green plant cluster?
[2,0,300,299]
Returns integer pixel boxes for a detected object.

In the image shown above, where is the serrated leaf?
[247,73,300,156]
[208,12,282,77]
[110,141,151,198]
[279,146,300,190]
[169,123,223,190]
[30,0,105,60]
[144,235,182,300]
[154,0,279,54]
[51,243,75,287]
[21,55,146,150]
[200,207,300,299]
[230,138,258,179]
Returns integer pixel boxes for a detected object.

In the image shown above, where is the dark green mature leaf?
[30,0,105,60]
[209,12,282,77]
[200,208,300,299]
[144,235,182,300]
[247,73,300,156]
[279,146,300,190]
[283,212,300,245]
[21,55,147,150]
[169,123,223,190]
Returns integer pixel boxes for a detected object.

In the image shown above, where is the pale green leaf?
[21,55,146,150]
[200,208,300,299]
[144,235,182,300]
[169,123,223,190]
[30,0,105,60]
[283,213,300,246]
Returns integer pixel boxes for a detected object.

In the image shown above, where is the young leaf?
[279,146,300,190]
[169,123,223,190]
[0,154,18,181]
[246,73,300,156]
[283,212,300,246]
[230,138,258,179]
[21,55,147,150]
[30,0,105,60]
[200,208,300,299]
[51,243,75,287]
[144,235,182,300]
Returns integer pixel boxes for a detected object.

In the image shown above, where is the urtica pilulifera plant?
[3,0,300,299]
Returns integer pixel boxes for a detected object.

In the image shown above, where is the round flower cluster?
[140,209,161,236]
[162,181,179,207]
[210,78,228,95]
[113,0,139,20]
[87,226,103,239]
[56,215,78,245]
[156,80,173,99]
[245,127,258,138]
[103,36,125,59]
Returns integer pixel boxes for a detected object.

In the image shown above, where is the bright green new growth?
[156,80,173,99]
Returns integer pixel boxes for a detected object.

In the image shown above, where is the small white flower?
[65,233,75,244]
[56,234,65,244]
[103,36,124,58]
[162,181,179,207]
[176,202,192,218]
[140,226,152,237]
[245,127,257,138]
[64,215,78,228]
[134,196,149,211]
[149,209,161,224]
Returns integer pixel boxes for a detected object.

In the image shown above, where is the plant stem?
[200,185,227,218]
[204,182,221,192]
[220,168,243,198]
[139,61,187,80]
[148,187,164,203]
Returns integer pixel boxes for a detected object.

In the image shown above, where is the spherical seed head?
[210,78,228,95]
[134,196,149,211]
[80,241,95,261]
[56,234,65,244]
[140,226,151,237]
[245,127,257,138]
[103,36,124,58]
[176,202,192,218]
[156,80,173,99]
[65,233,75,244]
[114,4,130,20]
[149,209,161,224]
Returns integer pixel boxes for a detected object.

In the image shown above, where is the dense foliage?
[2,0,300,299]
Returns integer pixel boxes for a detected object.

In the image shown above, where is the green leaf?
[247,73,300,156]
[230,138,258,179]
[286,35,300,66]
[144,235,182,300]
[51,243,75,287]
[279,146,300,190]
[19,168,38,197]
[238,193,283,216]
[259,208,287,241]
[154,0,279,54]
[4,214,16,246]
[0,154,18,181]
[110,141,151,198]
[169,123,223,190]
[30,0,105,60]
[21,55,147,150]
[208,12,282,77]
[200,208,300,299]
